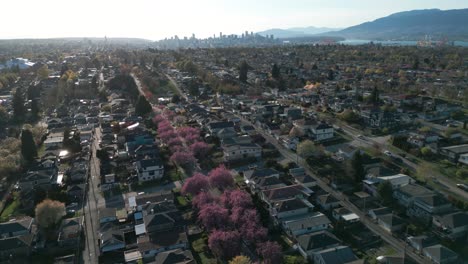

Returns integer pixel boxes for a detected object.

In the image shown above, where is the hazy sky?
[1,0,467,40]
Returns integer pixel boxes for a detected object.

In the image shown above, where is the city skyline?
[1,0,467,40]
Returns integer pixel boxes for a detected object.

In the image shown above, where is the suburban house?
[99,208,117,225]
[296,231,341,260]
[309,122,334,142]
[316,194,341,211]
[153,249,195,264]
[408,194,452,223]
[376,213,405,233]
[407,235,438,253]
[422,244,458,264]
[58,217,82,248]
[223,143,262,161]
[0,234,34,260]
[332,207,360,223]
[393,184,433,208]
[136,230,189,260]
[18,170,55,191]
[432,211,468,240]
[260,184,312,208]
[282,212,331,237]
[363,174,415,197]
[0,217,34,239]
[100,229,125,253]
[312,245,359,264]
[270,197,314,222]
[440,144,468,163]
[136,158,164,182]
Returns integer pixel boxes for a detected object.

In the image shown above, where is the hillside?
[326,8,468,40]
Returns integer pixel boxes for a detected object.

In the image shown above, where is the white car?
[383,150,393,157]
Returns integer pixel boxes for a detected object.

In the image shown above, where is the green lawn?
[176,195,188,207]
[0,199,20,221]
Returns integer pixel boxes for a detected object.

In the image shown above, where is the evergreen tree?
[378,181,394,205]
[371,86,380,105]
[31,99,41,120]
[135,95,152,116]
[352,151,365,184]
[239,61,249,83]
[21,129,37,162]
[12,87,26,121]
[271,63,280,79]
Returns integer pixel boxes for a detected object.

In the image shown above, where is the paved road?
[236,115,427,264]
[165,73,187,101]
[83,128,102,264]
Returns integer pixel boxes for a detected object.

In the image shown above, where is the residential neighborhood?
[0,27,467,264]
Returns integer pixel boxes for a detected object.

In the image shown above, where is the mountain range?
[258,8,468,41]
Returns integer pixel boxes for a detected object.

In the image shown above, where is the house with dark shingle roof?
[270,197,314,221]
[312,245,359,264]
[136,158,164,182]
[423,244,458,264]
[260,184,312,208]
[153,248,195,264]
[409,194,452,223]
[433,211,468,240]
[137,229,188,260]
[316,193,341,211]
[0,217,33,238]
[377,213,405,233]
[407,235,438,253]
[0,234,34,260]
[58,217,82,247]
[100,229,125,253]
[393,184,434,208]
[296,231,341,259]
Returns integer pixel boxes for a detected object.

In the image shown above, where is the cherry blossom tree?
[220,190,253,210]
[178,127,200,139]
[256,241,283,264]
[198,204,230,231]
[192,192,217,209]
[208,165,234,190]
[170,151,197,172]
[152,114,166,125]
[167,137,183,148]
[208,230,241,260]
[181,173,209,196]
[241,221,267,244]
[159,130,177,144]
[190,141,211,159]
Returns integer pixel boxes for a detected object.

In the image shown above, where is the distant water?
[338,39,468,47]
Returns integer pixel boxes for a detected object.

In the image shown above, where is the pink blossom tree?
[198,204,230,231]
[256,241,283,264]
[190,141,211,159]
[170,151,197,173]
[181,173,209,196]
[159,130,177,144]
[192,192,217,209]
[220,190,253,210]
[167,137,183,148]
[208,165,234,190]
[208,230,241,260]
[152,114,166,125]
[241,221,268,244]
[178,127,200,139]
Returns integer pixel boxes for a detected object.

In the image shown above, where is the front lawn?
[0,199,20,221]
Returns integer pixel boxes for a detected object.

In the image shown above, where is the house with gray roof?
[312,245,359,264]
[423,244,458,264]
[296,231,341,259]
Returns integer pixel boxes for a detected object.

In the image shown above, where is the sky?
[1,0,467,40]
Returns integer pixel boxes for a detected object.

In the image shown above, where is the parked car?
[457,184,468,191]
[383,150,393,157]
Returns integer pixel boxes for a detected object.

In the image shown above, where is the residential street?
[235,114,428,264]
[83,127,102,264]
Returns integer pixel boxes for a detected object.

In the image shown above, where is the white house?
[223,143,262,161]
[309,122,334,142]
[136,159,164,182]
